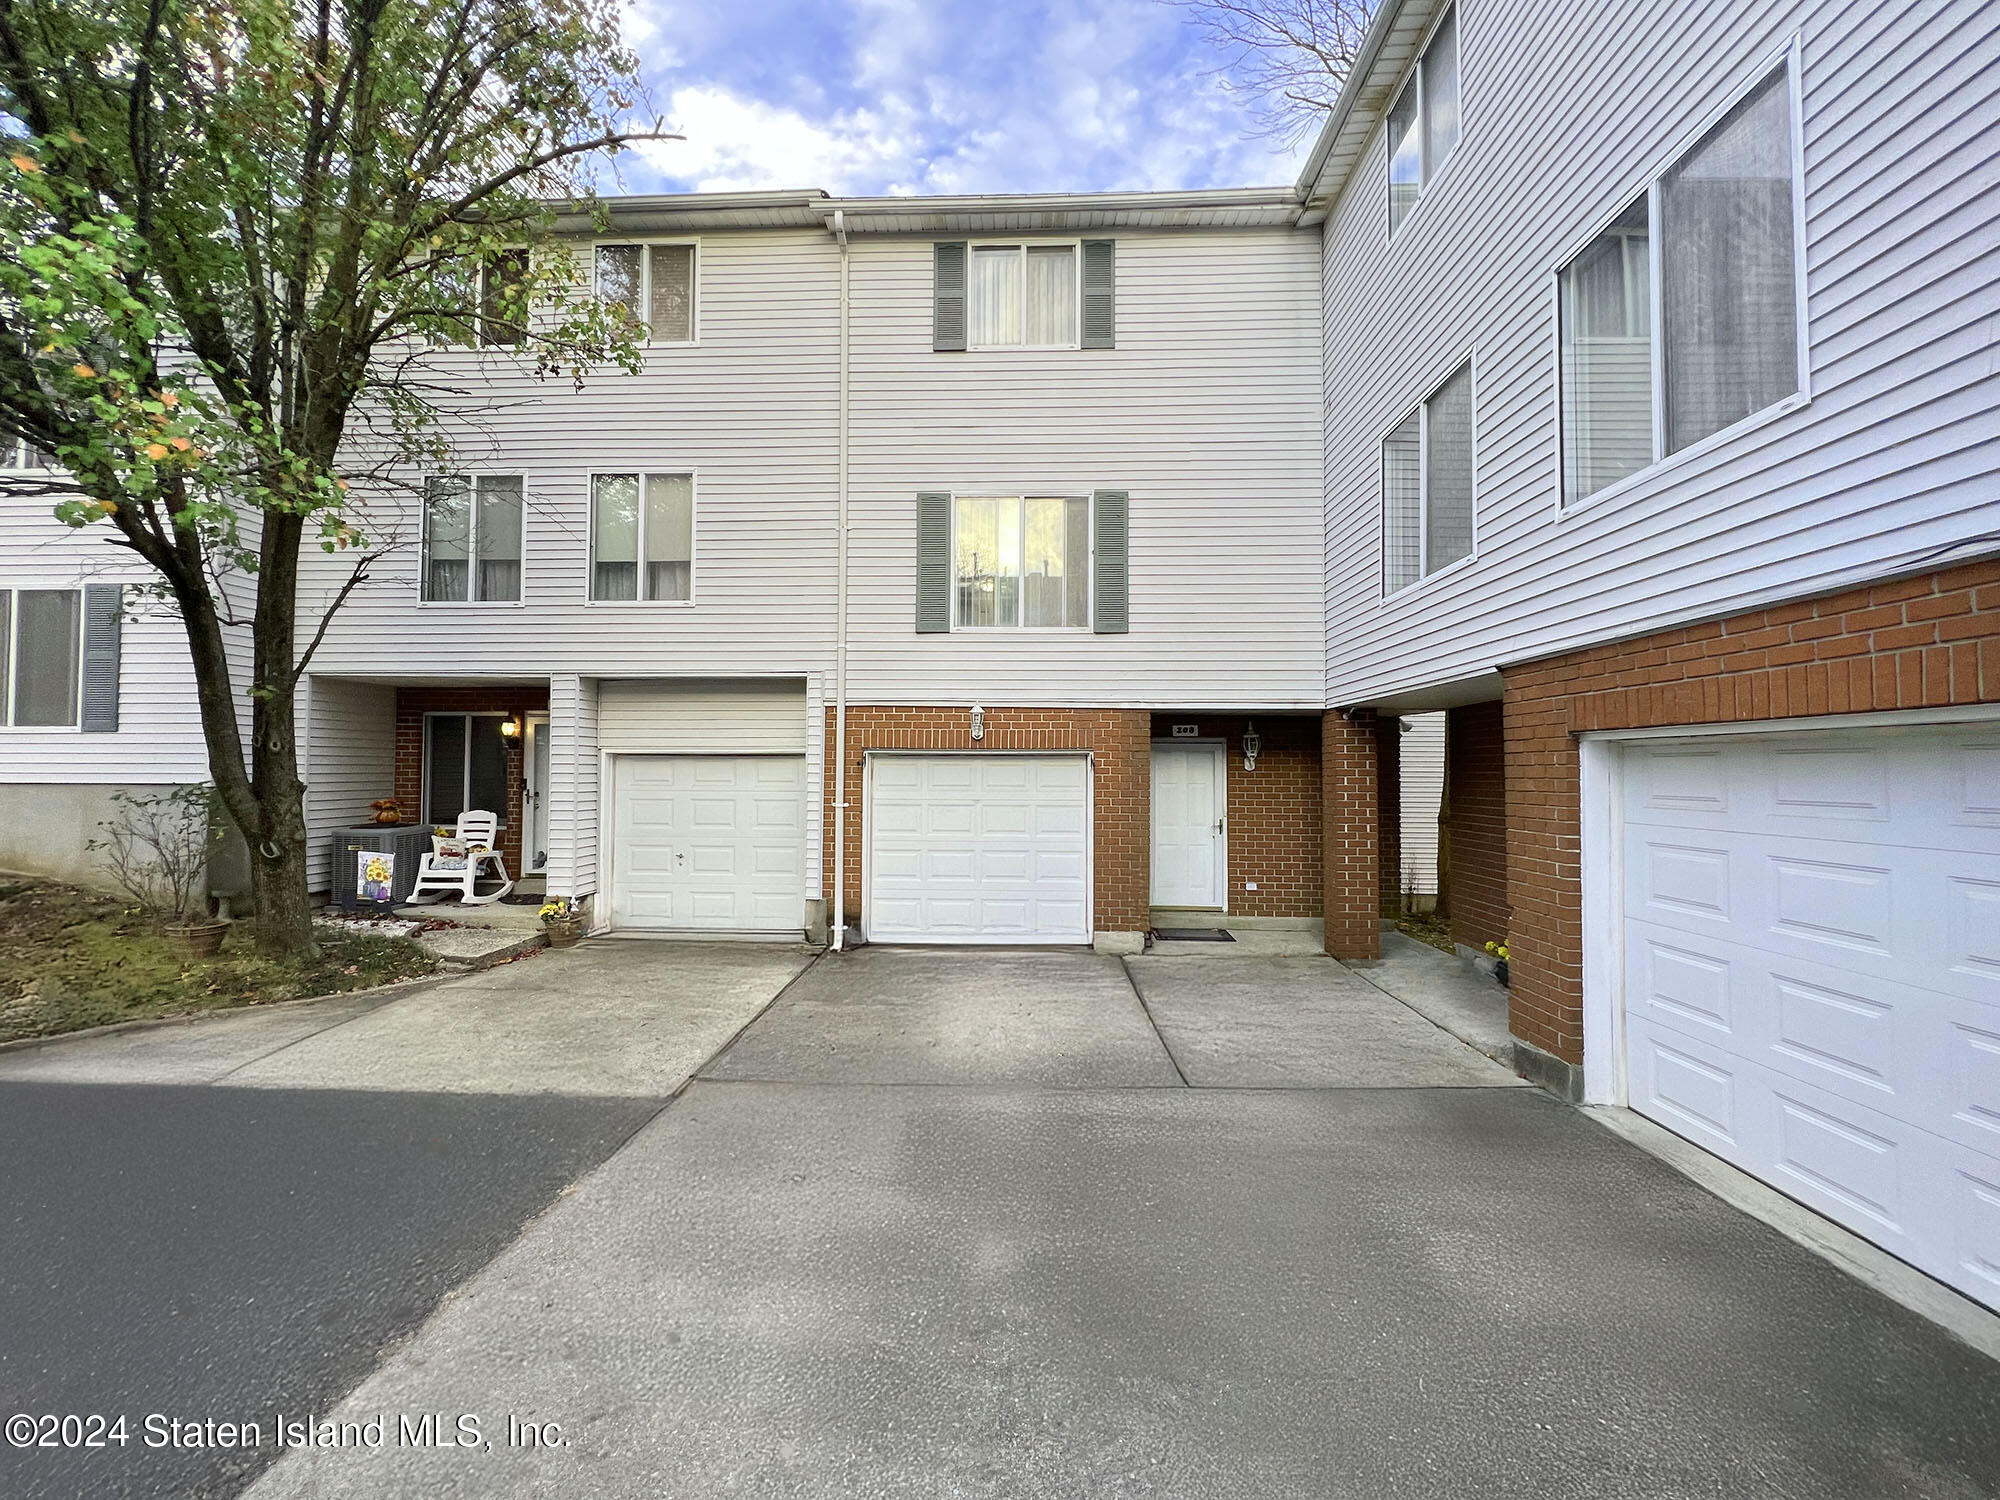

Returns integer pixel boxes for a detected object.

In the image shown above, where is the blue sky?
[615,0,1313,197]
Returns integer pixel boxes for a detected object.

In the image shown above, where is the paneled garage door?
[609,755,805,932]
[867,753,1090,944]
[1617,723,2000,1309]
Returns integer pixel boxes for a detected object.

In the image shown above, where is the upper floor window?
[970,244,1078,349]
[1387,5,1460,232]
[594,243,696,343]
[1558,62,1802,506]
[954,494,1090,628]
[477,251,528,348]
[591,472,693,602]
[1384,362,1474,593]
[2,438,53,471]
[422,476,523,602]
[0,587,81,726]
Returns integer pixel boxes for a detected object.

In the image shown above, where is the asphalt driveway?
[2,940,1995,1500]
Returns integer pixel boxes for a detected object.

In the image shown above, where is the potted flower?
[90,787,230,959]
[539,898,586,948]
[1484,940,1511,988]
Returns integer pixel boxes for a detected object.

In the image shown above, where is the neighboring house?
[1302,0,1999,1311]
[0,440,228,884]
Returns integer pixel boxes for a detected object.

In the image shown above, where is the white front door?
[867,753,1090,944]
[1151,743,1225,908]
[610,755,806,932]
[523,714,550,874]
[1614,722,2000,1311]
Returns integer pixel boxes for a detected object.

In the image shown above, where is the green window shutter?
[915,492,953,633]
[1092,490,1129,634]
[932,242,967,352]
[1081,240,1116,349]
[80,583,122,732]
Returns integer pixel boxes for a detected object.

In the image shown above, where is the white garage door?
[610,756,805,933]
[867,753,1090,944]
[1617,722,2000,1309]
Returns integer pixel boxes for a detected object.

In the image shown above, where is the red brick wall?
[1321,709,1382,960]
[1443,700,1509,953]
[824,707,1153,935]
[1147,714,1323,917]
[393,685,549,878]
[1504,559,2000,1065]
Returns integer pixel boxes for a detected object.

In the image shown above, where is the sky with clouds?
[613,0,1314,198]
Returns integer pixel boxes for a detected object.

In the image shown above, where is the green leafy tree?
[0,0,671,953]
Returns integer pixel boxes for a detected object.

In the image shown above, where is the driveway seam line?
[1119,956,1192,1088]
[684,946,833,1088]
[1339,956,1518,1073]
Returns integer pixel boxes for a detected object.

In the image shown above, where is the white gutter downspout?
[832,208,851,952]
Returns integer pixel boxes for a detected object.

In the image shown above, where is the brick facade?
[1442,700,1509,954]
[824,707,1153,936]
[1147,714,1323,918]
[1502,559,2000,1066]
[1320,709,1383,960]
[393,685,550,878]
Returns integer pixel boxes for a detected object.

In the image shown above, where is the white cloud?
[639,86,924,194]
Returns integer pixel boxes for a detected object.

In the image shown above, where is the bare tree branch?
[1167,0,1377,147]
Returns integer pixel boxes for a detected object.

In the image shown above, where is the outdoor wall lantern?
[499,717,521,740]
[1242,721,1261,772]
[969,705,986,742]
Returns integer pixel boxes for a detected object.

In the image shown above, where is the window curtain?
[1424,364,1475,572]
[970,248,1022,346]
[1421,8,1460,178]
[1024,247,1077,346]
[475,477,523,601]
[1560,199,1653,504]
[423,477,470,601]
[643,473,694,601]
[592,474,640,600]
[1662,67,1798,454]
[648,245,694,341]
[1383,415,1422,591]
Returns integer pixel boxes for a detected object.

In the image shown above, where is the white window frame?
[591,239,700,346]
[948,490,1095,632]
[1551,39,1811,513]
[1385,2,1462,237]
[0,586,84,730]
[1380,357,1479,599]
[585,469,698,606]
[965,241,1084,351]
[421,711,512,828]
[418,473,528,606]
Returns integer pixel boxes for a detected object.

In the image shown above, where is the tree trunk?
[246,508,317,957]
[247,774,316,956]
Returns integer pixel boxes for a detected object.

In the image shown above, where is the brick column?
[1321,709,1381,960]
[1376,714,1402,920]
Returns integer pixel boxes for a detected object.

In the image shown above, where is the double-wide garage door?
[867,753,1090,944]
[1618,723,2000,1309]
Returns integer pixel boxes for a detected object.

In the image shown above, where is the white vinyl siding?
[2,439,54,470]
[596,679,807,753]
[1399,712,1446,898]
[850,228,1324,706]
[1320,0,1999,705]
[547,674,601,901]
[301,678,397,889]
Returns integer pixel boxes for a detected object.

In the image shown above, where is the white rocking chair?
[406,810,514,906]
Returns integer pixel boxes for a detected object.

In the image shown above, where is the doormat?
[499,892,545,905]
[1151,927,1234,942]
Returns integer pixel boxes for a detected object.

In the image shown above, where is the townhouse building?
[1,0,1994,1311]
